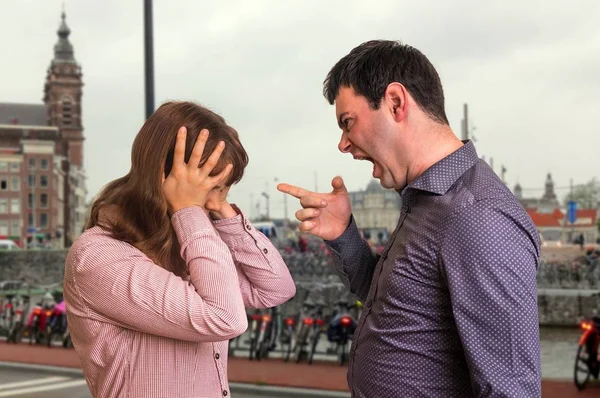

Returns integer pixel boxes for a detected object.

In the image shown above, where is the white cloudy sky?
[2,0,599,218]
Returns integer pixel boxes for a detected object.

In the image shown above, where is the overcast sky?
[2,0,599,218]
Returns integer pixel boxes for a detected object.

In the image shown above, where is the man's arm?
[325,215,379,301]
[440,199,541,397]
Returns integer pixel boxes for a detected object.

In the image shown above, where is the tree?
[563,178,600,209]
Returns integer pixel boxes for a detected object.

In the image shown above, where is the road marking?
[0,376,69,390]
[0,379,88,397]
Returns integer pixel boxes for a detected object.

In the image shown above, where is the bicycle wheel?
[257,340,269,361]
[249,335,257,361]
[294,340,304,364]
[46,326,53,348]
[339,341,347,366]
[284,339,292,362]
[308,330,320,364]
[574,344,591,390]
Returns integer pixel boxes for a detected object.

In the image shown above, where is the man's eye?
[343,119,350,128]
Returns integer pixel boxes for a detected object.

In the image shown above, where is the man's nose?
[338,133,352,153]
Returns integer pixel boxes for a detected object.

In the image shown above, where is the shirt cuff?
[324,215,360,253]
[212,204,254,246]
[171,206,215,244]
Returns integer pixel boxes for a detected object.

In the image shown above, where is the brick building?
[514,174,599,245]
[0,11,86,248]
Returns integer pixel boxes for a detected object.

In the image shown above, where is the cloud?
[1,0,598,217]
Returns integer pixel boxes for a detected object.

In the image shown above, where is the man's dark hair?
[323,40,449,125]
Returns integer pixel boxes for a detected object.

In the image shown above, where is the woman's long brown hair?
[87,101,249,277]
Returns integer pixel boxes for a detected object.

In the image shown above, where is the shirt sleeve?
[439,199,541,397]
[69,206,248,343]
[324,215,379,301]
[212,206,296,309]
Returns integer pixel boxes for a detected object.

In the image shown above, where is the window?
[11,220,20,236]
[0,199,6,214]
[0,180,7,191]
[28,158,36,170]
[28,213,34,228]
[40,213,48,228]
[10,199,20,214]
[40,159,49,170]
[10,162,19,172]
[40,175,48,188]
[28,175,35,188]
[40,194,48,208]
[0,161,7,171]
[63,98,72,126]
[11,177,19,191]
[28,194,34,209]
[0,221,7,236]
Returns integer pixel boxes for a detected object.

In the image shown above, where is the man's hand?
[277,176,351,241]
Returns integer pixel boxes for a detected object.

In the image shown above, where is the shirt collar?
[404,140,480,196]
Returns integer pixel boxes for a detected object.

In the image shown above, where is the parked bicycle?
[281,314,297,362]
[255,306,283,361]
[574,314,600,390]
[6,295,29,344]
[247,309,262,361]
[307,302,326,364]
[326,299,358,365]
[292,299,326,363]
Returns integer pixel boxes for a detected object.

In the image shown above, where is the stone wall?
[0,250,67,285]
[538,291,600,326]
[0,250,598,326]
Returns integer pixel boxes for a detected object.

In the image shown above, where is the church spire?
[53,11,75,62]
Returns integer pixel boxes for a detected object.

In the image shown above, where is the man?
[278,40,541,397]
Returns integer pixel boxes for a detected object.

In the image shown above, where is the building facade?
[514,174,599,245]
[0,11,85,248]
[349,180,402,243]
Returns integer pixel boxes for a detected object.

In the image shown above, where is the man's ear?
[384,83,408,122]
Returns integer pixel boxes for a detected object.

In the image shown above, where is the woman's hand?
[163,127,232,215]
[206,186,238,220]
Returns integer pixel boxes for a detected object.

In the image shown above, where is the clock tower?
[43,11,84,168]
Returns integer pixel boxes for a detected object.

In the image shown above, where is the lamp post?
[144,0,155,119]
[261,192,270,220]
[274,177,288,228]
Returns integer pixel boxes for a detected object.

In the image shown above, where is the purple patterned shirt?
[327,141,541,397]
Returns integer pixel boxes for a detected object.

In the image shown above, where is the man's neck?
[406,125,464,185]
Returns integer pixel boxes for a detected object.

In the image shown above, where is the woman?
[63,101,296,398]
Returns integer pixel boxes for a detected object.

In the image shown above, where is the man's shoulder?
[448,161,540,245]
[439,159,521,220]
[457,159,515,202]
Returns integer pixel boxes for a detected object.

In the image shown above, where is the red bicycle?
[574,317,600,390]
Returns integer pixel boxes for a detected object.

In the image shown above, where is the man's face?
[334,87,399,189]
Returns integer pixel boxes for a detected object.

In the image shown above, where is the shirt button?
[263,248,268,254]
[222,390,228,396]
[245,224,251,230]
[215,353,220,360]
[366,299,373,308]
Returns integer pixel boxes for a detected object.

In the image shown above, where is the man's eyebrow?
[338,112,350,129]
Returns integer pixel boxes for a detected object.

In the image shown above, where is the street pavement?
[0,338,599,397]
[0,368,294,398]
[0,368,89,398]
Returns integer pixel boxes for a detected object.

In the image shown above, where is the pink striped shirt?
[63,206,296,398]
